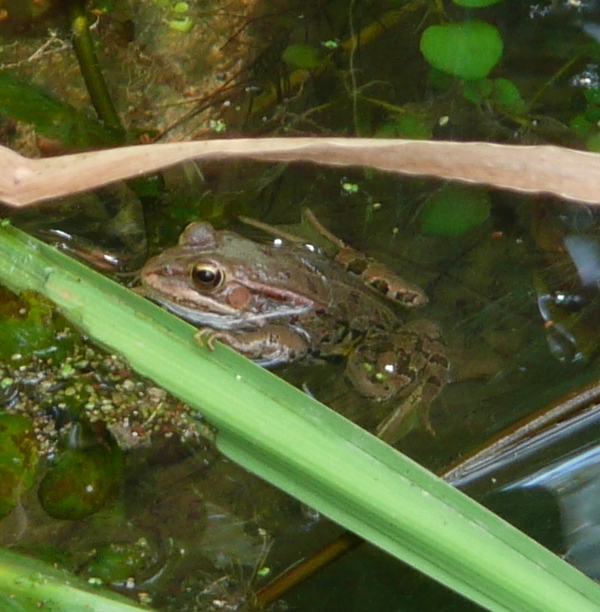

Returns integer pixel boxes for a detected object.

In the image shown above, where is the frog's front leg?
[195,325,310,367]
[345,320,448,443]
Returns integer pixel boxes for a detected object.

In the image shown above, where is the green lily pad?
[461,78,493,105]
[460,77,525,112]
[419,185,491,236]
[585,132,600,152]
[420,21,504,80]
[491,77,526,112]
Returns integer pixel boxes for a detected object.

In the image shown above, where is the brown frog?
[140,210,448,442]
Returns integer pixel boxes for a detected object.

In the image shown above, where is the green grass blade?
[0,547,148,611]
[0,221,599,611]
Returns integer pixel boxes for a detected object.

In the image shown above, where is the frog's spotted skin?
[140,213,447,443]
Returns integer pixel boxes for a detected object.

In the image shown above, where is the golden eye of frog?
[140,212,448,443]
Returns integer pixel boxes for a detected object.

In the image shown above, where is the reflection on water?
[503,443,600,578]
[450,398,600,579]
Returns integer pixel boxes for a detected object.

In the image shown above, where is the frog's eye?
[190,263,224,291]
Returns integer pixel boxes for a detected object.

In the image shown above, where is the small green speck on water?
[341,181,359,194]
[209,118,227,133]
[59,363,75,377]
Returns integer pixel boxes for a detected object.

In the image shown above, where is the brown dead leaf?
[1,138,599,207]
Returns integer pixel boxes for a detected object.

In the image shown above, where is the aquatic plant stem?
[69,0,125,136]
[247,2,427,119]
[253,532,363,608]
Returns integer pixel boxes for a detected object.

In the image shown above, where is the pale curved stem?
[1,138,599,207]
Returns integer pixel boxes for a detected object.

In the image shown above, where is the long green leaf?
[0,221,599,611]
[0,548,147,611]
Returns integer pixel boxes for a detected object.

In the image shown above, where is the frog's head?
[140,222,319,329]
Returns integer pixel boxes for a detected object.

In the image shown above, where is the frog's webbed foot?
[195,325,309,368]
[375,385,436,443]
[345,320,448,444]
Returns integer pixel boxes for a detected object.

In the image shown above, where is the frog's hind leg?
[376,383,438,443]
[379,321,448,443]
[346,320,448,444]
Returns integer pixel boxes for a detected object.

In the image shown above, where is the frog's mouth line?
[146,294,315,330]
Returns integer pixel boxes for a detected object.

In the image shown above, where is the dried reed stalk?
[1,138,598,207]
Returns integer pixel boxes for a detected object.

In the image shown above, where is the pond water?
[3,0,600,609]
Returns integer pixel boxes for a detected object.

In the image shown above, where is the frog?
[139,209,448,443]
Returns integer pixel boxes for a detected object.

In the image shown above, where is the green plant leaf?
[282,44,323,69]
[38,439,124,520]
[420,21,504,80]
[491,77,526,112]
[584,86,600,106]
[419,185,491,236]
[586,132,600,152]
[0,547,148,611]
[375,114,433,139]
[461,78,493,104]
